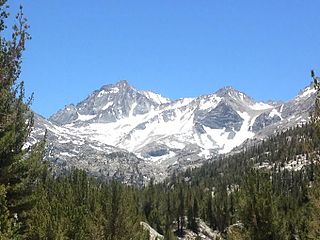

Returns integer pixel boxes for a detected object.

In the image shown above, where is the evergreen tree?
[308,175,320,239]
[0,1,45,237]
[177,187,184,237]
[0,184,13,239]
[164,227,176,240]
[308,70,320,239]
[238,170,275,240]
[206,194,215,229]
[187,196,198,233]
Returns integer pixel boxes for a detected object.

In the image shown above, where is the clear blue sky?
[9,0,320,117]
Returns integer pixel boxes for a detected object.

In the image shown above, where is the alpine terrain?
[29,80,316,184]
[3,0,320,239]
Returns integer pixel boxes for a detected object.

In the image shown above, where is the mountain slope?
[30,81,316,183]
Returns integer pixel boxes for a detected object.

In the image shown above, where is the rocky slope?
[30,80,316,184]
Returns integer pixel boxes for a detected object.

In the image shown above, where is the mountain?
[30,81,316,184]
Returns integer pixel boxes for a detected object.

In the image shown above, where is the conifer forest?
[1,1,320,239]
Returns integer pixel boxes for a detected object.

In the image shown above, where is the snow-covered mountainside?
[30,80,316,184]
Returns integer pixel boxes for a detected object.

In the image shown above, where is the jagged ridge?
[30,81,316,184]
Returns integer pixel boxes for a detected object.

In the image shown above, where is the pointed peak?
[221,86,236,90]
[215,86,245,96]
[99,80,132,92]
[115,79,129,87]
[216,86,238,93]
[213,86,256,104]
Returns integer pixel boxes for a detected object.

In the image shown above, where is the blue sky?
[8,0,320,117]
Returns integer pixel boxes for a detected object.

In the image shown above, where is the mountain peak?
[216,86,239,94]
[115,80,129,87]
[215,86,249,100]
[37,81,315,183]
[221,86,236,90]
[99,80,133,95]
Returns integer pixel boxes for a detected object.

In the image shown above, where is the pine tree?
[187,197,198,233]
[311,70,320,135]
[238,170,275,240]
[0,184,13,239]
[177,187,184,237]
[206,194,215,229]
[164,228,176,240]
[308,177,320,239]
[308,70,320,239]
[0,1,45,237]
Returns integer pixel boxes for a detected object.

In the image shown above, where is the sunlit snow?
[76,113,96,121]
[250,102,273,110]
[199,95,221,110]
[296,86,316,99]
[101,102,113,110]
[141,90,171,105]
[269,109,282,119]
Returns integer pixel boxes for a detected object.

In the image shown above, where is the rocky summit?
[29,81,316,185]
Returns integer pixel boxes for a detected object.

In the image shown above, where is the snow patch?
[168,140,186,149]
[269,109,283,120]
[129,103,137,117]
[141,90,170,105]
[109,87,119,94]
[239,92,245,101]
[97,88,119,97]
[97,90,107,97]
[102,101,113,110]
[148,151,176,163]
[250,102,273,110]
[172,98,194,109]
[297,87,316,99]
[77,113,96,121]
[60,152,76,157]
[199,95,221,110]
[199,149,212,158]
[202,111,255,154]
[280,104,284,113]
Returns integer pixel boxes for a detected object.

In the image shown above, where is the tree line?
[1,1,320,239]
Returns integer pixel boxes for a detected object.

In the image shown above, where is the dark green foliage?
[2,0,320,237]
[0,184,13,239]
[135,122,320,239]
[307,71,320,239]
[27,170,149,240]
[23,72,318,239]
[187,197,198,233]
[0,0,46,238]
[238,171,276,239]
